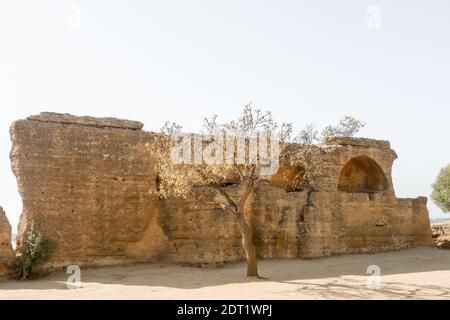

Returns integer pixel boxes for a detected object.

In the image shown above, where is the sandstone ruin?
[0,207,14,276]
[4,112,434,271]
[432,223,450,249]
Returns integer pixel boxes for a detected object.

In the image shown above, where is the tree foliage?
[12,221,54,279]
[152,104,294,201]
[294,116,365,146]
[295,124,319,145]
[432,164,450,213]
[321,116,366,139]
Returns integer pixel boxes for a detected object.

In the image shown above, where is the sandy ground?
[1,247,449,300]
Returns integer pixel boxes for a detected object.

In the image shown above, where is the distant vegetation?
[432,164,450,213]
[296,116,366,144]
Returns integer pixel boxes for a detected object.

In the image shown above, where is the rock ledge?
[27,112,144,130]
[325,137,391,149]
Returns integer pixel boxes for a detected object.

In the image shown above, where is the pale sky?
[1,0,449,230]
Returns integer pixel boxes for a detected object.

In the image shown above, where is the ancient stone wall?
[9,113,434,269]
[304,138,434,257]
[0,207,14,277]
[10,114,167,268]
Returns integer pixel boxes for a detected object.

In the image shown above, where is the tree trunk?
[238,213,258,277]
[218,179,258,277]
[236,181,258,277]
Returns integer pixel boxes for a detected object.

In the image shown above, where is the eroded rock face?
[0,207,14,277]
[432,223,450,249]
[9,112,434,269]
[10,114,167,267]
[27,112,144,130]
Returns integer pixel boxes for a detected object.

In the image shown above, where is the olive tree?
[151,105,292,277]
[151,106,365,277]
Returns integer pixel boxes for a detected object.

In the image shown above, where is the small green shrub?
[12,221,54,279]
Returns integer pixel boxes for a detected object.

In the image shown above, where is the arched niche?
[338,156,388,193]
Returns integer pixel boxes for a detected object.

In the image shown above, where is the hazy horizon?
[1,0,449,230]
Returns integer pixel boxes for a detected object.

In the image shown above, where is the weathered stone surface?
[9,113,434,269]
[325,137,391,150]
[27,112,144,130]
[0,207,14,277]
[10,118,164,267]
[432,223,450,249]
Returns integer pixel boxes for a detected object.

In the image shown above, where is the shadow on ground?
[1,247,449,299]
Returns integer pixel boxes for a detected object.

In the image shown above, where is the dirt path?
[1,247,449,300]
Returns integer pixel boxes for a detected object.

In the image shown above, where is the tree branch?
[210,184,238,213]
[238,180,254,211]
